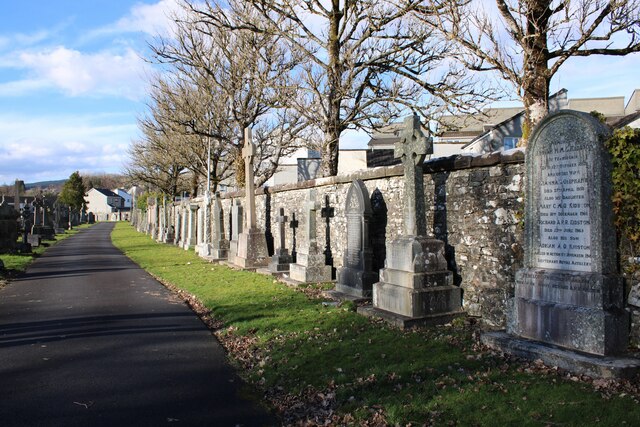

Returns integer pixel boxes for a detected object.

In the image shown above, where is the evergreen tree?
[58,171,86,229]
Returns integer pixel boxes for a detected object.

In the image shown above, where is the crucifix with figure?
[394,114,432,237]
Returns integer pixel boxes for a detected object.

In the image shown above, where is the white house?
[113,188,133,208]
[85,188,127,221]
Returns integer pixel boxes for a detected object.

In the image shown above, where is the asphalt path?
[0,222,276,426]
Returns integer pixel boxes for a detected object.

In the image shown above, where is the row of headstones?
[138,112,637,377]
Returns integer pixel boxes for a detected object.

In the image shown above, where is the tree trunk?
[520,0,552,146]
[320,0,343,177]
[321,125,340,177]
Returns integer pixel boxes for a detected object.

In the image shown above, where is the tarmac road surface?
[0,222,276,426]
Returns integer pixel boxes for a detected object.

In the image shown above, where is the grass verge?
[0,224,93,285]
[112,222,640,426]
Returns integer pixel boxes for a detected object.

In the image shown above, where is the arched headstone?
[336,180,378,297]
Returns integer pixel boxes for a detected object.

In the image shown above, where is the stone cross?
[305,189,320,242]
[394,114,432,236]
[289,212,299,256]
[276,208,288,250]
[242,127,257,230]
[321,195,335,266]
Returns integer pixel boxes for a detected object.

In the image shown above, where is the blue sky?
[0,0,639,185]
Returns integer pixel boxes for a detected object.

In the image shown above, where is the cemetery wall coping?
[214,149,525,200]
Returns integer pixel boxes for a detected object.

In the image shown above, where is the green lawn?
[111,222,640,426]
[0,224,93,282]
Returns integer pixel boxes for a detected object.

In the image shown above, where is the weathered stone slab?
[482,110,635,377]
[482,331,640,379]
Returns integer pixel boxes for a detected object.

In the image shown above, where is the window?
[503,137,519,150]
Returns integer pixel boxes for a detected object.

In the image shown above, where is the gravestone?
[289,189,332,283]
[483,110,639,378]
[0,201,18,253]
[210,194,229,260]
[13,180,24,214]
[321,195,335,278]
[360,114,462,327]
[268,208,293,273]
[335,180,378,298]
[195,194,213,257]
[183,203,198,250]
[370,188,388,273]
[231,128,269,268]
[228,199,243,262]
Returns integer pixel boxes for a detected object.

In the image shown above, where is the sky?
[0,0,639,185]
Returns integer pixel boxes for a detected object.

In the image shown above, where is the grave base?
[288,242,332,283]
[482,331,640,379]
[358,305,463,329]
[268,249,292,273]
[230,228,268,269]
[335,266,378,298]
[324,290,370,304]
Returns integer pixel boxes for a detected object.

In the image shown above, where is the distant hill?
[24,179,67,190]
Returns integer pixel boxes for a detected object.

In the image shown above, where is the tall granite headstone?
[482,111,638,377]
[360,114,462,327]
[210,193,229,260]
[289,189,332,283]
[232,127,269,268]
[335,180,378,298]
[195,194,214,257]
[228,199,243,261]
[183,203,198,250]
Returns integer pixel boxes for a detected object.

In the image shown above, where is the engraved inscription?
[346,214,362,267]
[536,143,591,272]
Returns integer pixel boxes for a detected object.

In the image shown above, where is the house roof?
[568,96,625,117]
[91,188,120,197]
[611,111,640,129]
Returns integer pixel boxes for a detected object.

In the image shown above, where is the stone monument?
[360,114,462,327]
[288,189,332,283]
[228,199,243,262]
[483,110,639,378]
[230,128,269,268]
[183,203,198,250]
[335,180,378,298]
[268,208,293,273]
[195,194,214,257]
[210,193,229,260]
[0,199,18,253]
[289,212,299,263]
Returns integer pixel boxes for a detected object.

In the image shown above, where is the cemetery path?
[0,222,276,427]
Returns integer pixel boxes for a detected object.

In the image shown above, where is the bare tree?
[147,2,305,188]
[189,0,488,177]
[420,0,640,142]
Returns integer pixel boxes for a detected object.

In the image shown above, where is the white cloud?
[0,46,149,99]
[88,0,186,38]
[0,113,136,184]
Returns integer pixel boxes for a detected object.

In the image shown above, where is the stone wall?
[212,150,525,327]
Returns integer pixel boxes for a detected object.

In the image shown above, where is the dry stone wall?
[214,150,525,327]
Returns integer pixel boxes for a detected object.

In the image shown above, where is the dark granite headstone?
[336,180,378,297]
